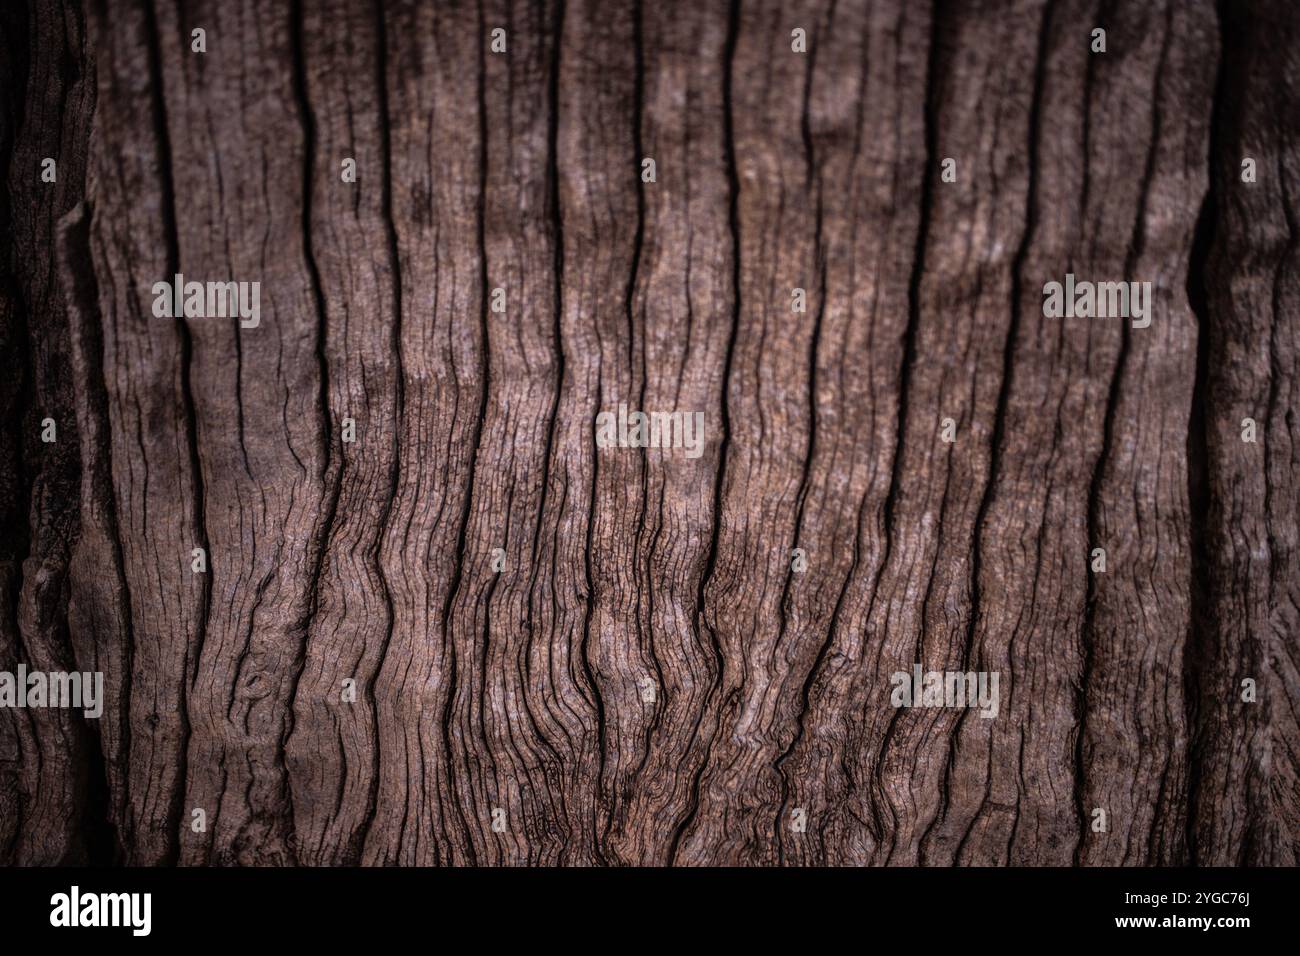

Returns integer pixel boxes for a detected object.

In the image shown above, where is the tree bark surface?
[0,0,1296,866]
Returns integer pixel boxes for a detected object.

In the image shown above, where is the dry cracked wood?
[0,0,1296,866]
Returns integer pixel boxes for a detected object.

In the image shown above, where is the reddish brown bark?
[0,0,1295,866]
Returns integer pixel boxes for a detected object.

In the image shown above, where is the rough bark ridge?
[0,0,1296,866]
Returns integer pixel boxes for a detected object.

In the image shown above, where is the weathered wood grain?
[1,0,1295,866]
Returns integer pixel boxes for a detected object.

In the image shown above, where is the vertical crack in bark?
[776,0,832,677]
[142,0,207,866]
[624,0,663,840]
[941,0,1052,863]
[469,0,503,864]
[528,0,570,617]
[865,1,947,860]
[569,1,614,864]
[668,0,741,865]
[428,0,500,866]
[872,0,943,622]
[964,0,1045,669]
[1183,0,1231,867]
[797,1,829,190]
[58,201,132,864]
[774,179,828,864]
[770,1,839,836]
[1075,2,1171,866]
[356,0,406,860]
[286,0,342,863]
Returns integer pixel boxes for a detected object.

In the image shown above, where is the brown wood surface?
[0,0,1296,866]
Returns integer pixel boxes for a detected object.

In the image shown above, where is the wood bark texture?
[0,0,1296,866]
